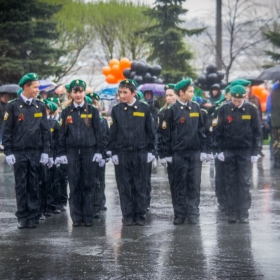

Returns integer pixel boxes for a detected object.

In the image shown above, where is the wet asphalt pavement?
[0,147,280,280]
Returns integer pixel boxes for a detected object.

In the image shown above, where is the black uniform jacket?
[2,96,50,156]
[215,100,261,155]
[160,100,207,157]
[108,99,155,155]
[58,101,102,155]
[48,117,60,158]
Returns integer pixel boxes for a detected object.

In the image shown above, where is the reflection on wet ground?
[0,147,279,279]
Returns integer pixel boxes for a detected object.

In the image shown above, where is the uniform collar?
[73,101,85,108]
[127,98,136,106]
[122,99,140,110]
[20,94,33,104]
[176,100,192,110]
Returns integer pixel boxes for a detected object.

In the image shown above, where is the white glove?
[160,157,167,167]
[99,159,106,167]
[40,153,49,165]
[106,151,112,157]
[60,155,68,164]
[105,158,110,163]
[152,158,157,169]
[93,153,102,162]
[54,157,61,167]
[47,157,54,168]
[200,153,208,162]
[6,154,16,166]
[217,152,225,162]
[166,156,172,163]
[251,156,258,163]
[213,153,218,159]
[147,152,155,163]
[112,155,119,165]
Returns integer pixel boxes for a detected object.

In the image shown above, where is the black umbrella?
[233,76,264,86]
[0,84,21,94]
[256,65,280,81]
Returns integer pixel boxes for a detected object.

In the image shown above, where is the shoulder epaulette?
[36,99,45,104]
[8,98,17,103]
[201,108,208,114]
[248,102,257,109]
[191,101,200,106]
[139,100,148,105]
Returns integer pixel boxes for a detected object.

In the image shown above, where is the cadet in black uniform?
[57,79,103,227]
[108,79,155,226]
[2,73,50,229]
[215,85,261,223]
[161,78,207,225]
[157,83,177,206]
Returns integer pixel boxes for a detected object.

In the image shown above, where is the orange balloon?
[109,59,119,68]
[260,89,269,103]
[261,102,266,112]
[106,74,118,84]
[119,57,131,70]
[102,66,111,76]
[252,86,263,99]
[111,64,121,77]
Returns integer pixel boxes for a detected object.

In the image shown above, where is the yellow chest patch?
[80,114,92,118]
[190,112,199,117]
[133,112,145,117]
[242,115,251,120]
[34,112,42,118]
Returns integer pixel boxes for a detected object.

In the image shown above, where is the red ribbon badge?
[227,115,233,123]
[180,117,185,124]
[66,115,73,124]
[18,113,24,121]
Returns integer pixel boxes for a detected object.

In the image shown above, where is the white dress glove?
[152,158,157,169]
[60,155,68,164]
[54,157,61,167]
[147,152,155,163]
[251,156,258,163]
[106,151,112,157]
[99,159,106,167]
[166,156,172,163]
[47,157,54,168]
[206,153,214,161]
[93,153,102,163]
[217,152,225,162]
[200,153,208,162]
[160,158,167,167]
[112,155,119,165]
[40,153,49,165]
[6,154,16,166]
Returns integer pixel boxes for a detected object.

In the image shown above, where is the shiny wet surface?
[0,147,279,279]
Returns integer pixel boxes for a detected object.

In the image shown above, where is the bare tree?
[204,0,272,82]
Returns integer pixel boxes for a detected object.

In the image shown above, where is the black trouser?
[146,162,152,208]
[67,149,97,224]
[167,162,175,207]
[48,165,60,211]
[224,150,251,219]
[172,151,201,220]
[214,158,227,210]
[93,164,106,213]
[13,150,41,221]
[57,164,68,207]
[118,151,148,221]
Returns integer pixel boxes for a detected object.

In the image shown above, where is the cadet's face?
[231,97,244,107]
[23,81,40,99]
[118,87,136,103]
[225,92,231,101]
[71,88,85,105]
[179,86,194,103]
[165,89,177,104]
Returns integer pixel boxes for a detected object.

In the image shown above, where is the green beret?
[136,90,144,101]
[44,100,58,113]
[17,88,23,95]
[86,92,100,101]
[119,79,138,89]
[69,79,87,91]
[225,85,231,94]
[164,83,176,90]
[230,85,246,98]
[65,84,70,93]
[175,78,194,92]
[18,73,39,87]
[85,95,92,103]
[47,97,60,105]
[215,94,226,105]
[230,79,251,87]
